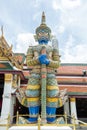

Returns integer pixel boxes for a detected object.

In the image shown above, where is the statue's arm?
[48,48,60,68]
[26,47,39,66]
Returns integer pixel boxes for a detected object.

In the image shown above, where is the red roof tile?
[58,65,87,75]
[59,85,87,92]
[57,76,87,83]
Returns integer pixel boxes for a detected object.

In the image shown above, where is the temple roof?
[0,62,14,70]
[0,36,23,69]
[20,63,87,96]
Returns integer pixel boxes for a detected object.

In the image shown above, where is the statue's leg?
[28,106,40,123]
[25,73,40,123]
[46,73,59,123]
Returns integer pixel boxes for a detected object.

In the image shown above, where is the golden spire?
[41,11,46,24]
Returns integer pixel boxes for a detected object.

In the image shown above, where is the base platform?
[9,126,72,130]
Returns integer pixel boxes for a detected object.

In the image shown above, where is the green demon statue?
[17,12,67,124]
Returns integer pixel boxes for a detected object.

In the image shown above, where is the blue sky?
[0,0,87,63]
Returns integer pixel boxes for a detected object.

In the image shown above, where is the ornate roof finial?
[1,26,3,37]
[41,11,46,24]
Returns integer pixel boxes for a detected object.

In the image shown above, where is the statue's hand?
[38,54,50,65]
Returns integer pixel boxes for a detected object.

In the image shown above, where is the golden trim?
[47,98,58,102]
[0,37,23,69]
[0,56,8,61]
[5,74,13,81]
[47,85,59,90]
[27,97,39,101]
[27,85,40,90]
[70,98,76,102]
[21,97,26,105]
[58,98,63,107]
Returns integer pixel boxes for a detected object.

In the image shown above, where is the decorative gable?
[0,36,23,69]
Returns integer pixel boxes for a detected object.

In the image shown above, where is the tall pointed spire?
[35,12,52,42]
[41,11,46,24]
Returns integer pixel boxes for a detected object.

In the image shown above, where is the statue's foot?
[56,117,65,124]
[47,117,65,124]
[18,117,37,124]
[28,117,37,124]
[18,117,29,124]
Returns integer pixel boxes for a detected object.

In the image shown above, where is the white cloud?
[58,25,65,34]
[0,0,86,64]
[14,33,37,54]
[34,0,40,7]
[61,0,81,9]
[52,0,62,10]
[61,35,87,63]
[52,0,81,11]
[52,0,82,37]
[33,12,41,21]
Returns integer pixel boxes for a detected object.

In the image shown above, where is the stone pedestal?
[9,126,72,130]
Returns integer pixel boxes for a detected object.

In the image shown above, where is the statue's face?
[37,29,50,44]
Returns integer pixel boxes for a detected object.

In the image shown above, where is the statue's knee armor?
[25,86,40,97]
[25,73,40,105]
[47,74,59,97]
[25,74,40,96]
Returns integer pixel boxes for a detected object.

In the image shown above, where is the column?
[1,74,13,121]
[64,100,70,116]
[70,97,78,124]
[18,75,20,88]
